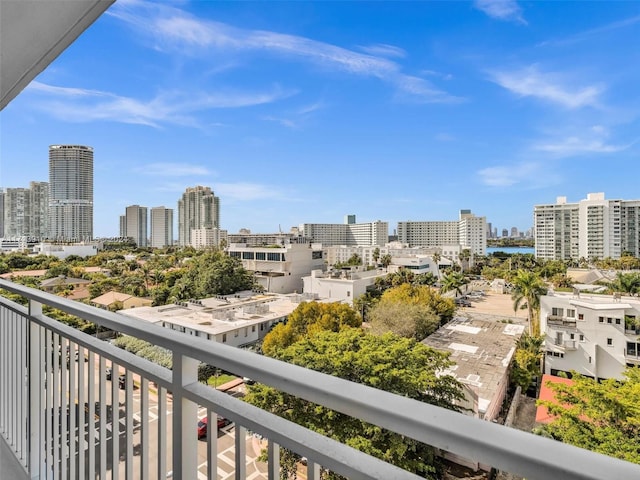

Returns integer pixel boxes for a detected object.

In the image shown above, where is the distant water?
[486,246,535,255]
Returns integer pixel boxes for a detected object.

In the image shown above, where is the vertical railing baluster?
[52,333,60,479]
[307,461,321,480]
[172,353,198,479]
[99,356,107,479]
[140,378,149,480]
[69,342,77,479]
[206,408,218,480]
[125,370,133,479]
[28,301,43,477]
[44,328,52,477]
[267,440,280,480]
[78,344,86,478]
[235,424,247,480]
[158,387,166,479]
[60,337,68,480]
[112,362,120,480]
[87,351,96,478]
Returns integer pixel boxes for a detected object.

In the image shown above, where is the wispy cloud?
[109,1,460,104]
[490,65,603,108]
[538,14,640,47]
[533,126,635,157]
[215,182,284,201]
[474,0,527,25]
[25,81,291,127]
[135,163,213,176]
[478,162,555,188]
[357,43,406,58]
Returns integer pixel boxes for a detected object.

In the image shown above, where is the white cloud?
[490,65,603,108]
[136,163,213,176]
[109,1,459,103]
[478,162,544,187]
[25,81,291,127]
[534,137,631,156]
[474,0,527,25]
[357,44,406,58]
[215,182,284,201]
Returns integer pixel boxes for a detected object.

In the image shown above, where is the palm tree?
[440,271,468,298]
[611,272,640,297]
[372,247,380,266]
[459,249,471,272]
[380,254,392,272]
[511,269,547,335]
[431,252,441,279]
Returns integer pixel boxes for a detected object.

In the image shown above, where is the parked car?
[455,298,472,307]
[197,416,231,438]
[118,374,126,389]
[106,368,112,380]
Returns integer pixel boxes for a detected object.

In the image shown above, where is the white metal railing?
[2,279,640,480]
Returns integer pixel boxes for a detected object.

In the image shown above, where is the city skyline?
[1,1,638,237]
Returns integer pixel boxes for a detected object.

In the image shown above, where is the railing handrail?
[2,278,640,480]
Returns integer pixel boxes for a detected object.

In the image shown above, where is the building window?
[599,317,604,323]
[607,338,613,346]
[222,334,227,343]
[615,318,621,325]
[570,333,575,340]
[234,330,239,337]
[607,317,613,324]
[252,325,256,332]
[267,252,280,261]
[578,314,584,320]
[579,334,584,342]
[552,307,564,316]
[242,251,255,260]
[256,252,266,260]
[260,323,264,331]
[566,309,575,318]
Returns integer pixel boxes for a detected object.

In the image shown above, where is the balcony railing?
[2,279,640,480]
[546,315,577,328]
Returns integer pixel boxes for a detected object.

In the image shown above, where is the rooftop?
[423,316,525,416]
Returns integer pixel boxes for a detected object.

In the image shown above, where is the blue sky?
[1,0,639,238]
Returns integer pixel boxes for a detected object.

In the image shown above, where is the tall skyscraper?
[123,205,148,247]
[48,144,93,241]
[178,186,220,247]
[150,206,173,248]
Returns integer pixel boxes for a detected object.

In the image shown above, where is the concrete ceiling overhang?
[0,0,115,111]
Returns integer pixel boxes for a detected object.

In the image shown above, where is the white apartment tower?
[397,210,487,256]
[123,205,148,247]
[299,219,388,247]
[178,186,220,247]
[534,193,640,261]
[150,207,173,248]
[48,144,93,241]
[2,181,49,238]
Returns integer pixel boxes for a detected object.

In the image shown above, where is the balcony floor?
[0,437,28,480]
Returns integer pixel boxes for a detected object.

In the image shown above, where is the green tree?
[511,269,547,335]
[372,247,380,266]
[431,252,441,279]
[440,271,468,298]
[261,301,361,356]
[611,272,640,297]
[536,367,640,464]
[245,328,464,479]
[367,284,454,340]
[380,254,392,271]
[510,334,544,390]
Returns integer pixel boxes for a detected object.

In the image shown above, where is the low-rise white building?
[227,238,324,294]
[33,242,98,259]
[302,268,387,305]
[121,291,306,348]
[540,292,640,380]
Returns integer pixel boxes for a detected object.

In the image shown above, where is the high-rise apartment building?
[48,144,93,241]
[178,186,220,247]
[299,219,388,247]
[122,205,148,247]
[534,192,640,261]
[150,206,173,248]
[2,181,49,238]
[397,210,487,255]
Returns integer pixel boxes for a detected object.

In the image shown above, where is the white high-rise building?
[48,144,93,241]
[177,186,220,247]
[123,205,148,247]
[397,210,487,256]
[150,207,173,248]
[534,193,640,261]
[299,219,388,247]
[2,181,49,238]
